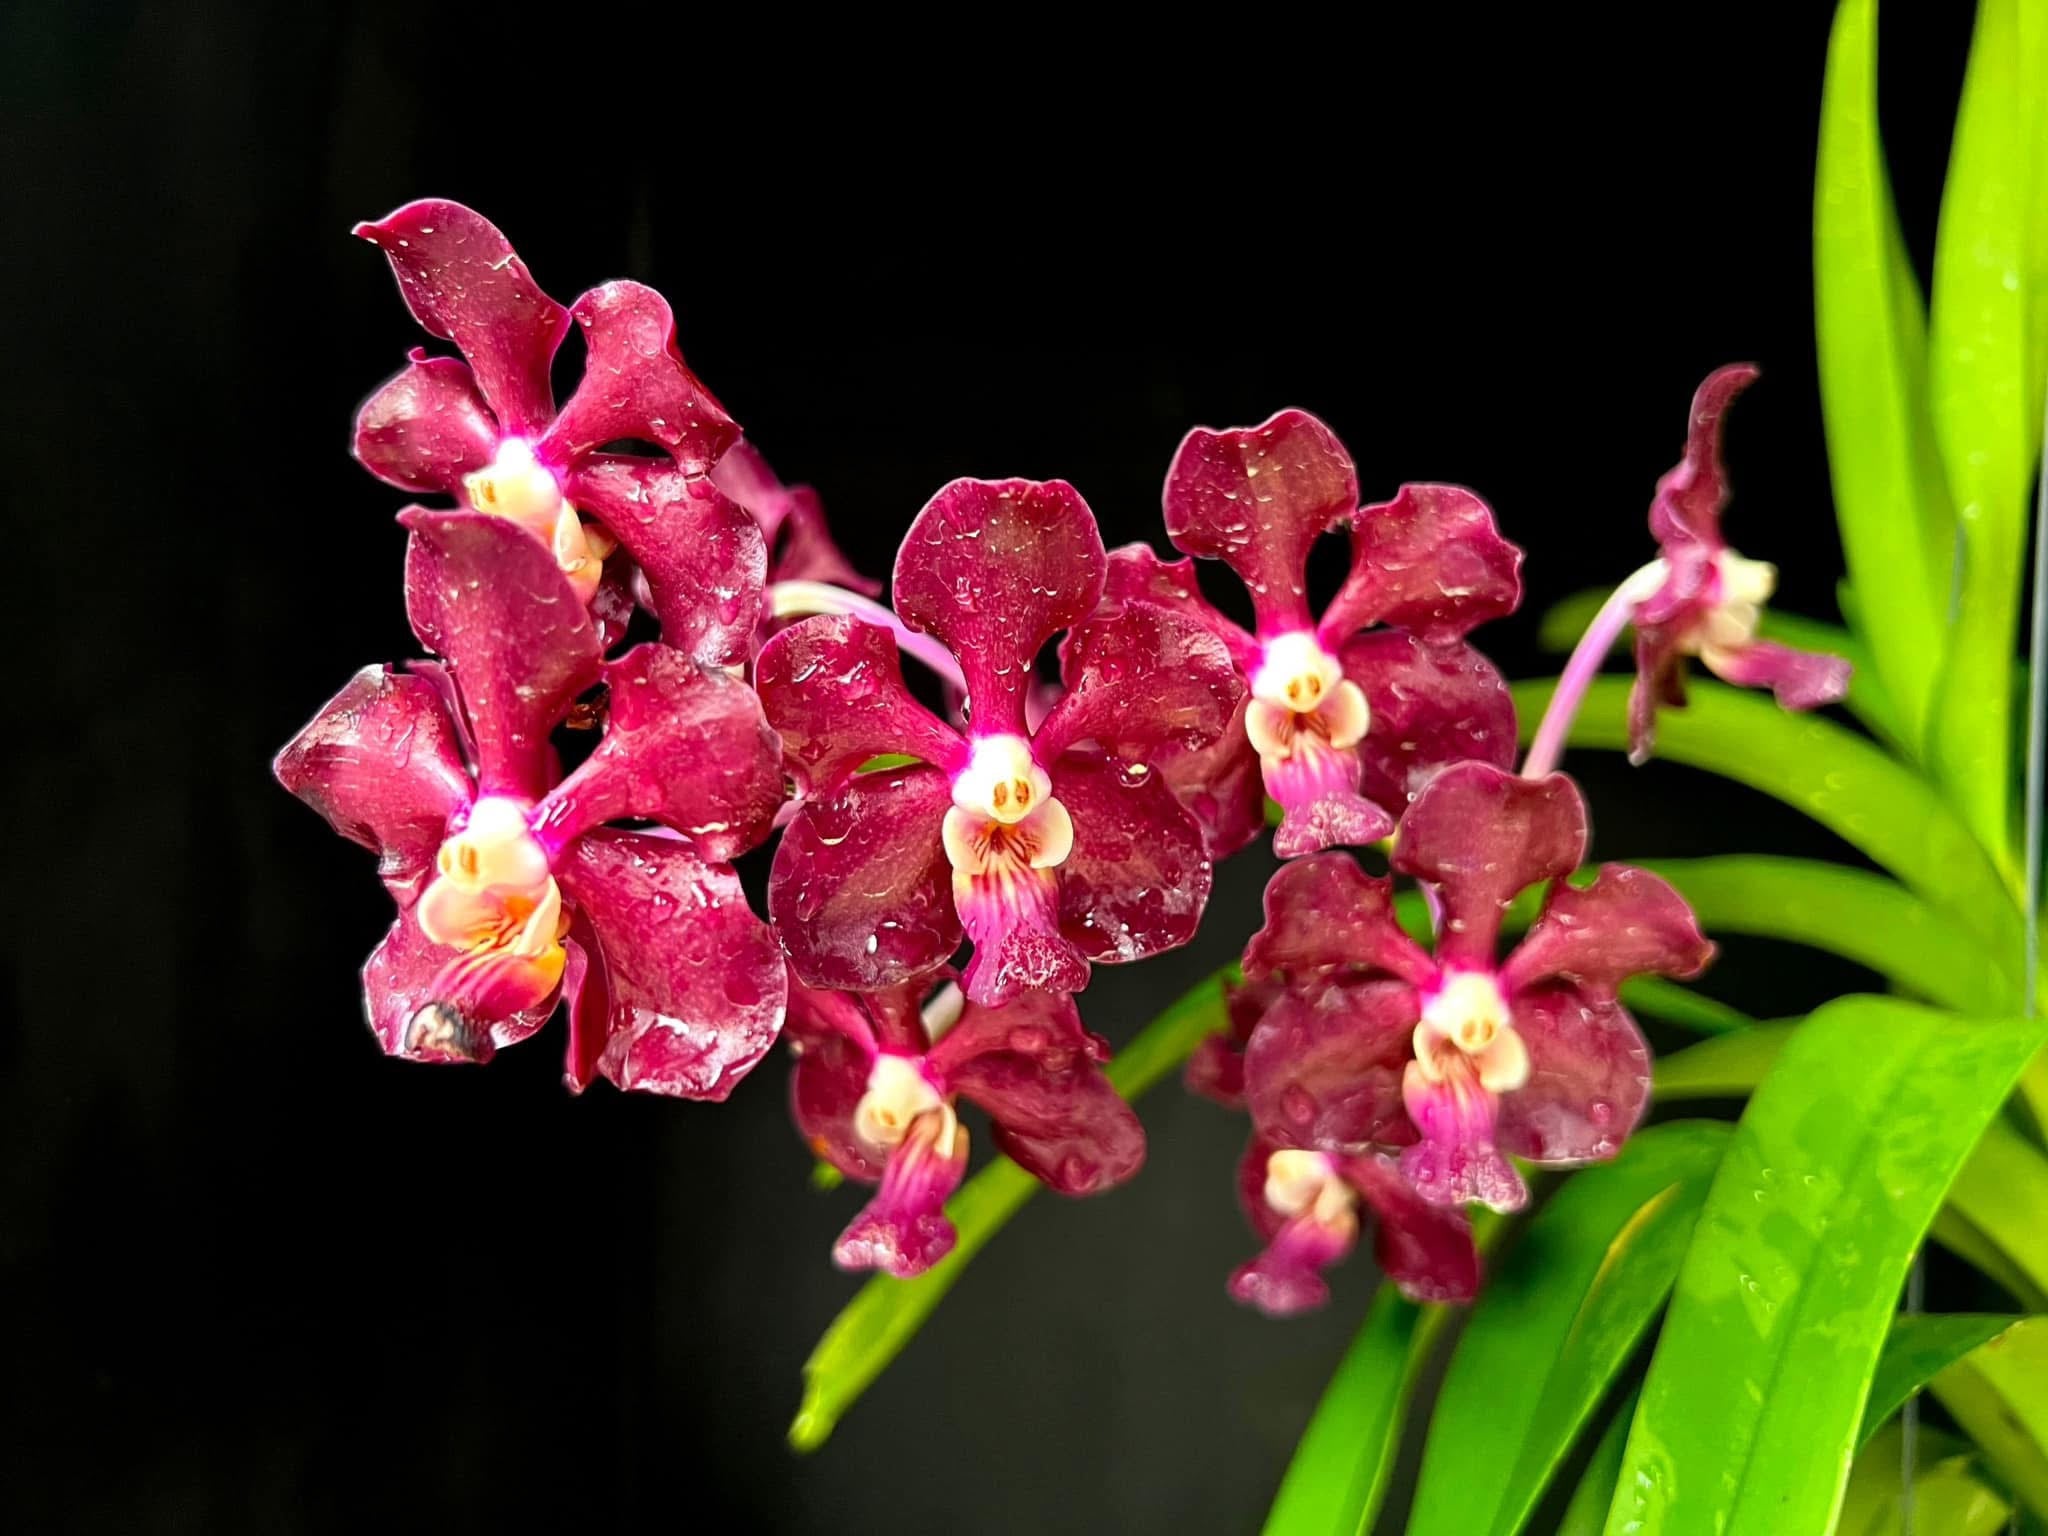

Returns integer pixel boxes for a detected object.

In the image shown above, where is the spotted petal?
[1242,854,1434,990]
[1037,583,1243,763]
[1342,1154,1481,1304]
[400,507,602,799]
[1650,363,1755,552]
[362,905,560,1065]
[1242,979,1419,1150]
[354,199,567,437]
[352,349,497,495]
[931,991,1143,1194]
[539,281,738,476]
[755,614,967,794]
[1501,864,1714,1004]
[1392,762,1586,970]
[274,665,472,906]
[892,478,1107,736]
[1318,483,1522,646]
[1343,630,1517,815]
[769,765,961,992]
[566,458,765,667]
[533,645,782,861]
[1051,751,1213,967]
[555,829,785,1101]
[1163,409,1356,637]
[1495,986,1652,1166]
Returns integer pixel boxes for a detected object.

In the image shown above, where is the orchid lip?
[853,1053,950,1151]
[1264,1149,1359,1235]
[951,734,1051,825]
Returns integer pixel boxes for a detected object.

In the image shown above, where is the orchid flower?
[1131,410,1522,857]
[757,477,1238,1007]
[351,199,763,664]
[787,975,1144,1277]
[1238,761,1713,1216]
[275,509,786,1096]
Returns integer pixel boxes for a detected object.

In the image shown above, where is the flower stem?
[1521,561,1666,780]
[769,580,966,693]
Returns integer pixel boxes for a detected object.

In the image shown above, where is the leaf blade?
[1859,1313,2028,1446]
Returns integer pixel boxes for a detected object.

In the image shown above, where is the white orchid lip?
[1263,1149,1359,1234]
[434,796,551,893]
[1413,969,1529,1095]
[414,795,569,1010]
[1244,632,1369,762]
[854,1053,956,1153]
[1694,550,1777,660]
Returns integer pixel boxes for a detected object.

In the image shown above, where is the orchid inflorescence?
[278,200,1850,1310]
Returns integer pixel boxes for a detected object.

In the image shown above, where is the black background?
[3,4,1976,1531]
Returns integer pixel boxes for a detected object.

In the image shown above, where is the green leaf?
[1407,1123,1732,1536]
[1931,1317,2048,1519]
[1620,976,1755,1037]
[1260,1285,1446,1536]
[1927,0,2048,858]
[1859,1313,2028,1446]
[1635,855,2020,1013]
[1655,1023,1799,1101]
[1537,588,1900,744]
[1509,676,2023,954]
[1556,1389,1639,1536]
[1842,1422,2013,1536]
[1815,0,1954,749]
[789,971,1230,1451]
[1603,996,2048,1535]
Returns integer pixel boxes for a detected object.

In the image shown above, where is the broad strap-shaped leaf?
[1654,1023,1798,1101]
[1619,977,1755,1037]
[790,972,1229,1451]
[1556,1389,1637,1536]
[1929,1316,2048,1519]
[1841,1422,2012,1536]
[1928,0,2048,859]
[1815,0,1954,750]
[1509,677,2022,956]
[1858,1313,2028,1447]
[1636,855,2019,1014]
[1603,997,2047,1535]
[1407,1122,1731,1536]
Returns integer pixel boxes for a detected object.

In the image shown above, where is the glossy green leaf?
[1931,1317,2048,1518]
[1927,0,2048,858]
[1655,1024,1798,1101]
[1536,588,1899,744]
[1815,0,1953,748]
[1636,855,2020,1013]
[789,971,1230,1451]
[1510,676,2023,954]
[1620,977,1755,1037]
[1841,1422,2011,1536]
[1604,996,2048,1535]
[1260,1285,1446,1536]
[1556,1389,1639,1536]
[1859,1313,2028,1446]
[1407,1123,1732,1536]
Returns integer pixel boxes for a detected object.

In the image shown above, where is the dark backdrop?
[3,5,1972,1532]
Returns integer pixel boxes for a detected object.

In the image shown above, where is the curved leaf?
[789,971,1230,1451]
[1636,855,2020,1013]
[1655,1024,1798,1102]
[1859,1313,2028,1447]
[1620,977,1754,1037]
[1407,1122,1732,1536]
[1930,1316,2048,1518]
[1556,1389,1639,1536]
[1509,677,2022,954]
[1928,0,2048,858]
[1815,0,1953,749]
[1842,1422,2012,1536]
[1603,996,2047,1535]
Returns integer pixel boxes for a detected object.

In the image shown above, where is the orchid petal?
[354,199,567,437]
[892,478,1107,736]
[710,440,881,594]
[554,829,785,1101]
[351,349,496,495]
[1703,639,1854,711]
[1650,362,1756,552]
[786,990,886,1181]
[833,1110,968,1277]
[1501,864,1715,1003]
[540,281,738,476]
[1243,980,1420,1150]
[362,905,559,1065]
[1051,751,1213,967]
[755,615,967,794]
[1343,1154,1482,1304]
[1318,483,1522,647]
[1242,854,1435,990]
[1495,986,1652,1166]
[1037,582,1243,762]
[274,665,472,906]
[1342,629,1518,814]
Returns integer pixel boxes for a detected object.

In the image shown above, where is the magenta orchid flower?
[1625,365,1852,762]
[757,478,1237,1008]
[275,508,787,1096]
[710,438,881,596]
[1229,1133,1481,1315]
[1238,760,1713,1216]
[351,199,765,665]
[1134,410,1523,858]
[787,974,1144,1277]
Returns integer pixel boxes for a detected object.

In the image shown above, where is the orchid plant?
[278,3,2048,1529]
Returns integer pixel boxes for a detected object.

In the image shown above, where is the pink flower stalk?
[351,199,765,665]
[1525,366,1853,775]
[275,510,787,1097]
[758,478,1238,1008]
[1130,410,1522,857]
[1238,761,1713,1221]
[787,974,1144,1276]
